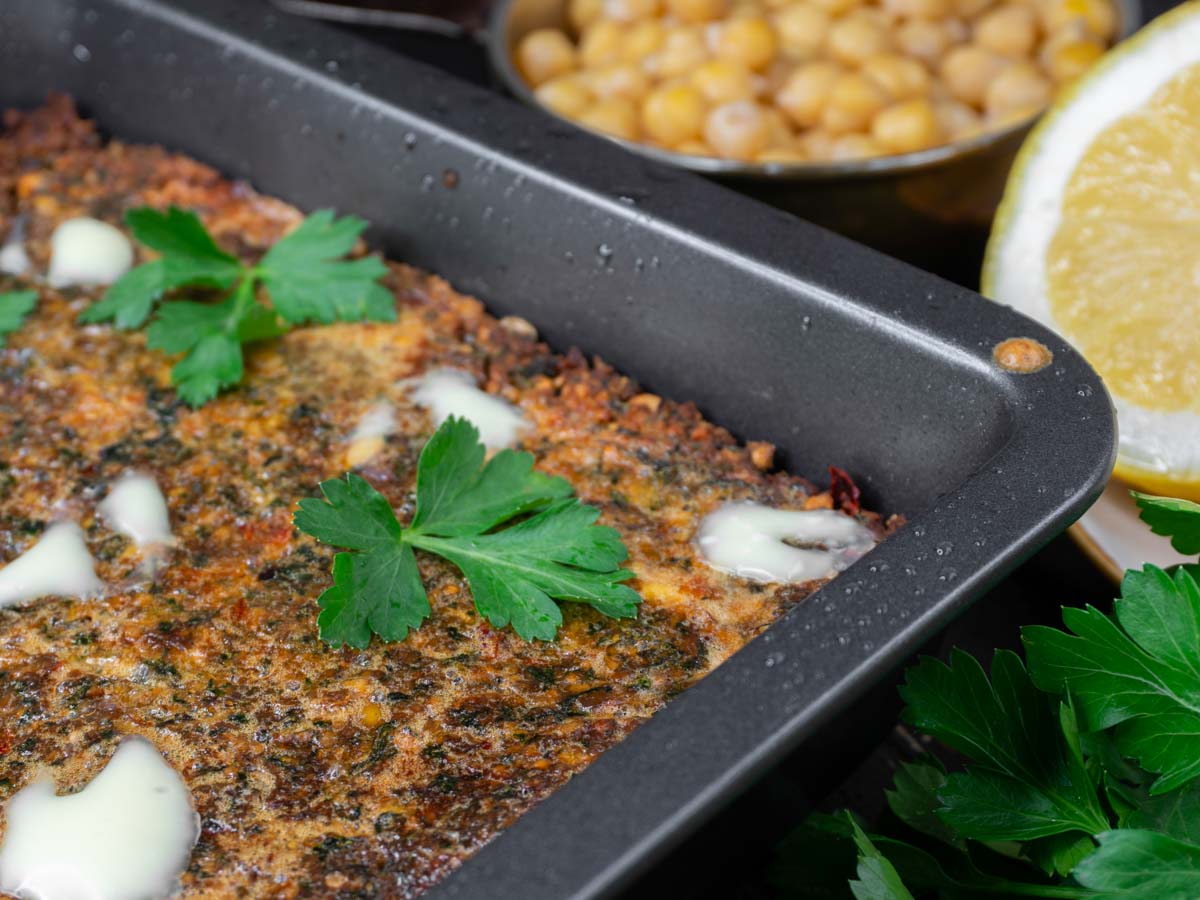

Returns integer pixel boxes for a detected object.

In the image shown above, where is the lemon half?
[983,1,1200,499]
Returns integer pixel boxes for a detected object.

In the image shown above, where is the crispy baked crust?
[0,97,892,897]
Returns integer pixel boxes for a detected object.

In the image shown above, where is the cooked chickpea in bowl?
[505,0,1120,165]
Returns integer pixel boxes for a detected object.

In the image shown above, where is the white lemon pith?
[983,1,1200,499]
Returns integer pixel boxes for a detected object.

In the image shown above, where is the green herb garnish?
[0,290,37,346]
[1025,563,1200,796]
[294,416,641,647]
[81,207,393,405]
[770,490,1200,899]
[901,649,1108,842]
[1132,492,1200,555]
[847,815,916,900]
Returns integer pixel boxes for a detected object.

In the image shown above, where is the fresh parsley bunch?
[775,492,1200,900]
[82,206,394,405]
[295,416,642,647]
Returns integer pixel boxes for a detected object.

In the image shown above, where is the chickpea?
[944,17,970,42]
[827,15,893,67]
[830,133,887,159]
[882,0,951,19]
[714,17,779,71]
[667,0,730,21]
[580,20,627,68]
[604,0,662,20]
[934,98,982,137]
[535,75,594,118]
[1043,35,1105,81]
[974,5,1038,57]
[955,0,993,18]
[569,0,604,33]
[940,44,1008,105]
[588,63,652,100]
[757,146,809,163]
[773,3,831,61]
[871,98,942,152]
[728,1,765,17]
[895,20,956,66]
[763,107,796,146]
[649,26,711,77]
[642,83,708,144]
[854,7,895,26]
[984,60,1051,119]
[704,100,773,158]
[578,97,640,139]
[821,72,889,134]
[776,60,843,127]
[624,20,668,60]
[1041,0,1116,39]
[809,0,864,15]
[800,128,836,161]
[862,54,932,100]
[517,29,577,87]
[691,59,757,102]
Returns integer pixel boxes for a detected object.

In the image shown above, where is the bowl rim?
[486,0,1144,181]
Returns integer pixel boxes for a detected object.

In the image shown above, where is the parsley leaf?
[1125,780,1200,844]
[80,207,242,328]
[258,210,395,325]
[0,290,37,346]
[294,473,429,649]
[1024,565,1200,795]
[411,416,571,535]
[1133,493,1200,555]
[847,815,916,900]
[80,205,391,405]
[295,416,641,647]
[168,332,245,407]
[901,649,1108,840]
[884,758,964,849]
[1073,830,1200,898]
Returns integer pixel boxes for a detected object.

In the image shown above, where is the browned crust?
[0,97,895,897]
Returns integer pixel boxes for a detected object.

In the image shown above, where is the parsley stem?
[225,271,257,333]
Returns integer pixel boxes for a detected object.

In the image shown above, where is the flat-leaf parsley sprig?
[294,416,642,647]
[81,206,394,405]
[771,491,1200,899]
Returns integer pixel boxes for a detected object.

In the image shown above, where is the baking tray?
[0,2,1116,897]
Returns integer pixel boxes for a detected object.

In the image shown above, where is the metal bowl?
[487,0,1142,273]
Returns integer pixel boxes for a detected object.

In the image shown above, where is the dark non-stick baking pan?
[0,2,1116,897]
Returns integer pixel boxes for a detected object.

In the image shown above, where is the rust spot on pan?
[993,337,1053,374]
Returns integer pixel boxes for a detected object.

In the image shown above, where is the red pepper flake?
[829,466,861,516]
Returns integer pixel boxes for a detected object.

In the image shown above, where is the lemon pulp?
[1046,62,1200,414]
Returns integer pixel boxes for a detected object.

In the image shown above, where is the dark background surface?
[268,2,1176,895]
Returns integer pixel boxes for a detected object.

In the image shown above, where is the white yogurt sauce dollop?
[409,369,529,450]
[696,502,876,584]
[98,473,174,551]
[0,522,102,608]
[0,737,200,900]
[350,402,396,445]
[0,242,32,277]
[47,217,133,288]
